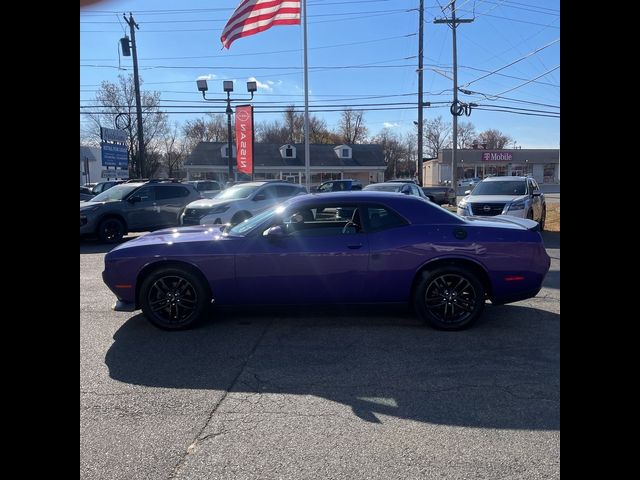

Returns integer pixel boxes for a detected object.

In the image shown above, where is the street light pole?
[197,79,257,184]
[226,91,234,182]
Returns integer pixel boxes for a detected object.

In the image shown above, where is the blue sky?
[80,0,559,148]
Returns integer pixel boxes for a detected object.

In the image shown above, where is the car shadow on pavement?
[105,304,559,431]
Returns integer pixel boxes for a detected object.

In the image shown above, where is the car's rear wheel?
[97,217,125,243]
[140,267,209,330]
[414,266,485,330]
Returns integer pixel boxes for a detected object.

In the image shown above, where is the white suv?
[180,181,307,226]
[457,176,546,229]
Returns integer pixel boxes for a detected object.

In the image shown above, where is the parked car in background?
[103,191,550,331]
[315,179,363,192]
[363,181,430,200]
[186,180,223,199]
[80,186,95,202]
[89,180,125,195]
[181,181,307,226]
[458,177,482,188]
[80,180,202,243]
[421,186,456,205]
[457,176,546,229]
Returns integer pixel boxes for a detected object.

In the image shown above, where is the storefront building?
[423,148,560,186]
[184,142,387,187]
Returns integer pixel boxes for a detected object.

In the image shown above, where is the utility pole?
[417,0,424,186]
[124,13,145,178]
[434,1,473,203]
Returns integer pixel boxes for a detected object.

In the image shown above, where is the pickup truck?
[421,186,456,205]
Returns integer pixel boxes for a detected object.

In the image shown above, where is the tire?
[526,210,534,220]
[539,207,546,231]
[231,211,252,225]
[97,217,125,243]
[413,266,485,330]
[140,266,210,330]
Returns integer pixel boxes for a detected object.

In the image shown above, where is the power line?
[490,65,559,96]
[460,38,559,87]
[473,106,559,118]
[479,0,560,15]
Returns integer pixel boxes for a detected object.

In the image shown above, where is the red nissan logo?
[237,110,250,122]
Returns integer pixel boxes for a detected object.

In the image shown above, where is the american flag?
[221,0,301,49]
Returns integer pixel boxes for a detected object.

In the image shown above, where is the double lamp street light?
[196,79,257,183]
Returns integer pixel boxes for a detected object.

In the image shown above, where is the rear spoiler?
[492,215,540,231]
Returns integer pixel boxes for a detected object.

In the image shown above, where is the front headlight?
[205,204,231,214]
[508,200,525,211]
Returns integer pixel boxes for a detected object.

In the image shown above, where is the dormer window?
[334,144,352,159]
[221,145,236,158]
[279,144,296,158]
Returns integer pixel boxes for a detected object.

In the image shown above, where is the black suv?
[80,180,202,243]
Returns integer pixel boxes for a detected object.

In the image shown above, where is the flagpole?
[302,0,310,191]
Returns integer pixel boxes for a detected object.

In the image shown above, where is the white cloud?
[383,122,400,128]
[248,76,273,92]
[196,74,217,80]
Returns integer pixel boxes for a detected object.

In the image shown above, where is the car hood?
[466,194,527,203]
[185,198,240,209]
[109,225,230,253]
[463,215,539,230]
[80,201,107,209]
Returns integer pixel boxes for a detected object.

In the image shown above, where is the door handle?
[347,244,363,249]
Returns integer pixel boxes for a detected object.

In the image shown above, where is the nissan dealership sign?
[481,151,513,162]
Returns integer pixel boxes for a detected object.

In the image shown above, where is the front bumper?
[181,211,229,226]
[80,214,98,235]
[457,204,527,218]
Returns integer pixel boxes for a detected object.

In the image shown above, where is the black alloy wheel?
[140,267,209,330]
[414,266,485,330]
[98,218,125,243]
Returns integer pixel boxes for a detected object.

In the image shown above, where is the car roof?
[481,176,528,182]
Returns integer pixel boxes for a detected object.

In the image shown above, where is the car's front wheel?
[140,267,210,330]
[539,207,546,231]
[414,266,485,330]
[97,217,125,243]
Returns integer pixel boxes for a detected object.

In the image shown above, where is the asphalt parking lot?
[81,231,560,480]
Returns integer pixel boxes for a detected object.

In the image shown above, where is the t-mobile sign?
[235,105,254,175]
[481,151,513,162]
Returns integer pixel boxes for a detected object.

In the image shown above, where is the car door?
[528,179,542,220]
[155,185,194,226]
[124,186,162,230]
[235,202,370,304]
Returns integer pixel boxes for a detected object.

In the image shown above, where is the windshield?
[471,180,527,196]
[91,184,140,202]
[364,184,401,192]
[227,205,283,236]
[216,184,260,200]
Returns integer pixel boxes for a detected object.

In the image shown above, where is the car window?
[318,182,333,193]
[91,184,141,202]
[155,185,190,200]
[275,185,301,198]
[133,187,155,202]
[258,185,279,199]
[363,205,407,232]
[282,203,361,236]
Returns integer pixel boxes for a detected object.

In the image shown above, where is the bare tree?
[372,129,407,179]
[255,119,288,143]
[160,123,188,178]
[338,109,368,144]
[82,74,168,178]
[478,129,513,149]
[182,113,228,152]
[283,106,305,143]
[423,116,452,158]
[457,121,477,149]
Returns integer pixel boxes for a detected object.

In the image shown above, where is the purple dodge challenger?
[102,191,550,331]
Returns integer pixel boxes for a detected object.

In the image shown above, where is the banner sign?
[101,142,129,168]
[235,105,254,175]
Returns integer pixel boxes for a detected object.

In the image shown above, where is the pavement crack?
[168,318,274,479]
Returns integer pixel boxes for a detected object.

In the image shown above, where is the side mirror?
[464,190,471,195]
[532,191,541,197]
[128,196,142,203]
[263,225,284,238]
[254,194,267,201]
